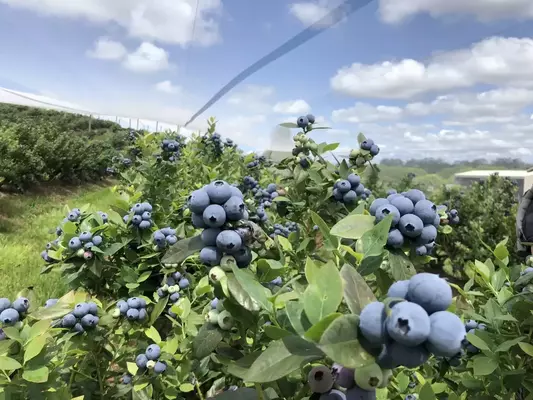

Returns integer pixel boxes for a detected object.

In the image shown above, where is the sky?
[1,0,533,161]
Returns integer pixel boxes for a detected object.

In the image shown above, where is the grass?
[0,182,117,304]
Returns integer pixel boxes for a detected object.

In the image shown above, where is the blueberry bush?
[1,113,532,400]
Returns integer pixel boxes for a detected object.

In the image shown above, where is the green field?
[0,182,116,302]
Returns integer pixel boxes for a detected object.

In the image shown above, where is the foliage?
[0,104,131,189]
[0,111,531,400]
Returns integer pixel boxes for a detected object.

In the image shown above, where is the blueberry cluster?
[332,173,371,204]
[370,189,439,256]
[160,139,182,162]
[205,298,234,330]
[307,363,390,398]
[349,137,380,167]
[188,180,252,269]
[122,157,132,167]
[128,129,138,142]
[224,138,236,149]
[123,202,154,230]
[201,132,224,156]
[60,302,99,334]
[106,167,116,175]
[246,155,267,169]
[270,222,298,239]
[64,207,82,223]
[0,297,30,328]
[447,209,460,225]
[265,276,286,294]
[358,274,464,374]
[135,344,167,374]
[153,227,179,249]
[114,297,148,322]
[243,178,280,223]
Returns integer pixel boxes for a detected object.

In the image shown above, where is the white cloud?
[86,37,127,60]
[226,85,275,113]
[331,36,533,99]
[379,0,533,24]
[272,99,311,114]
[0,0,222,46]
[289,0,347,27]
[155,80,181,94]
[332,102,403,123]
[122,42,171,73]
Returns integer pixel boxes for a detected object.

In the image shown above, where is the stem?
[194,375,205,400]
[255,383,265,400]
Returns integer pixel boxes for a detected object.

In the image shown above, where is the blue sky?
[1,0,533,161]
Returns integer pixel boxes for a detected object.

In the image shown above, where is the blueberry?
[377,341,429,369]
[141,212,151,220]
[12,297,29,313]
[415,245,427,256]
[131,215,142,225]
[92,235,103,246]
[403,189,426,205]
[343,190,358,204]
[398,214,424,238]
[80,314,99,329]
[170,292,180,302]
[347,173,360,188]
[217,310,234,330]
[203,204,227,228]
[306,114,316,124]
[426,311,466,357]
[386,301,430,346]
[127,309,140,320]
[199,246,223,266]
[45,299,59,308]
[172,271,182,280]
[73,323,85,334]
[360,139,374,151]
[270,277,283,286]
[69,237,82,250]
[117,300,129,315]
[127,297,142,309]
[369,144,380,156]
[136,354,149,369]
[161,227,176,236]
[84,242,94,250]
[375,204,401,226]
[389,196,414,216]
[121,374,132,384]
[166,235,178,245]
[224,196,246,221]
[79,231,92,242]
[230,186,244,199]
[201,228,221,246]
[337,180,351,194]
[414,200,437,225]
[138,308,148,320]
[407,273,452,314]
[67,212,78,222]
[333,364,355,389]
[465,320,478,330]
[369,198,389,216]
[0,308,20,325]
[345,386,375,399]
[206,181,233,205]
[211,298,219,309]
[146,344,161,360]
[416,225,437,245]
[73,302,91,318]
[297,116,309,128]
[154,361,167,374]
[387,280,409,299]
[0,298,10,313]
[308,365,334,394]
[87,302,98,315]
[61,313,77,328]
[132,203,144,215]
[234,246,252,268]
[386,189,397,196]
[354,184,365,196]
[386,229,404,248]
[359,301,387,346]
[179,278,190,289]
[216,230,243,253]
[192,212,207,228]
[138,220,151,230]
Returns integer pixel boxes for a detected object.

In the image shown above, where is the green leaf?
[245,336,323,382]
[24,335,47,364]
[322,142,339,152]
[161,235,204,264]
[318,314,374,369]
[22,366,49,383]
[466,333,490,351]
[285,301,311,336]
[279,122,298,128]
[162,336,179,355]
[495,336,526,352]
[214,388,258,399]
[231,266,273,313]
[144,326,161,344]
[339,160,350,179]
[179,383,194,393]
[304,313,342,342]
[137,271,152,283]
[473,357,498,375]
[311,211,339,250]
[359,215,392,257]
[419,382,436,400]
[302,261,343,324]
[396,371,409,393]
[103,242,128,256]
[0,356,22,370]
[388,251,416,281]
[226,274,261,312]
[145,290,165,319]
[264,326,293,340]
[474,260,491,281]
[330,215,375,239]
[192,323,224,359]
[127,362,139,376]
[519,342,533,356]
[340,264,377,315]
[27,319,51,341]
[30,302,72,321]
[272,196,290,203]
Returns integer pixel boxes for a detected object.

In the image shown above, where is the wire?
[184,0,375,127]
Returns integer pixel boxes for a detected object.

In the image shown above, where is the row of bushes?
[0,104,132,190]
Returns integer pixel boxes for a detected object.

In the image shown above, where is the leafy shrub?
[0,114,531,400]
